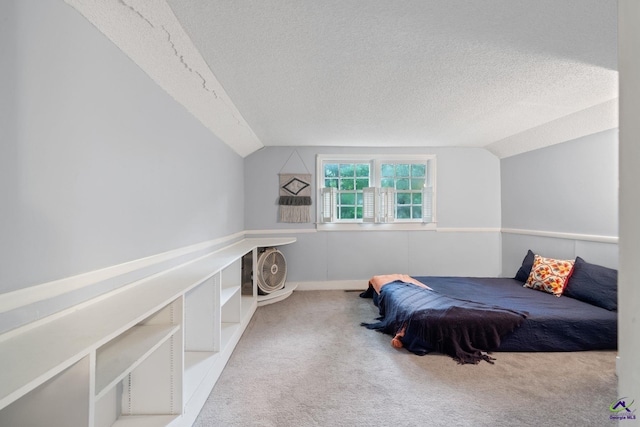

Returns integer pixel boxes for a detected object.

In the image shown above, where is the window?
[322,162,371,220]
[317,155,436,226]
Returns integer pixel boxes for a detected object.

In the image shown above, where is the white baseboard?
[293,280,368,291]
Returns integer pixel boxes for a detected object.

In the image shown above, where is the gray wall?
[245,146,502,282]
[0,0,244,294]
[500,129,619,275]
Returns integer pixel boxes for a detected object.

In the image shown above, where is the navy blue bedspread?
[361,277,617,361]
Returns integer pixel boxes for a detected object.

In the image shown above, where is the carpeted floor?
[194,290,618,427]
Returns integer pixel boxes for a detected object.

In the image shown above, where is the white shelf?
[95,324,180,399]
[0,355,90,427]
[220,322,242,350]
[183,351,218,403]
[0,237,296,427]
[221,286,240,307]
[257,283,298,306]
[111,415,179,427]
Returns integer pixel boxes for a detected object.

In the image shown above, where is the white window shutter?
[362,187,376,223]
[321,187,337,222]
[422,186,434,223]
[379,187,395,223]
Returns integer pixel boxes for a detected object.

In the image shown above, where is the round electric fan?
[256,248,287,294]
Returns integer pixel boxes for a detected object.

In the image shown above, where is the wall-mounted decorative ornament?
[279,173,312,222]
[278,149,312,223]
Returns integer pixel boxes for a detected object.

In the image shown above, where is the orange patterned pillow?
[524,255,575,297]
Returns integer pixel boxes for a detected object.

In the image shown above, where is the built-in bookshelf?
[0,237,295,427]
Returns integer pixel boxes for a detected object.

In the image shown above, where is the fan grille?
[257,248,287,294]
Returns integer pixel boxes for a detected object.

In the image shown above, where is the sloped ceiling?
[67,0,618,158]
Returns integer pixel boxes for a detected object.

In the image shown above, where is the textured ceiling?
[69,0,618,157]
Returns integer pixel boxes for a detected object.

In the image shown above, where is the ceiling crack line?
[118,0,154,29]
[160,26,219,99]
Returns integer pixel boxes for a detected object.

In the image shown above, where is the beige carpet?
[194,290,617,427]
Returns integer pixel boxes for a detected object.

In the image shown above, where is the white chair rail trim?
[0,232,245,315]
[501,228,618,244]
[0,227,617,321]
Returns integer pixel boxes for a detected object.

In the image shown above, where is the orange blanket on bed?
[368,274,432,294]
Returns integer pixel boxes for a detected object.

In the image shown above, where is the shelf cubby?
[0,237,295,427]
[95,324,180,400]
[0,355,91,427]
[184,276,218,352]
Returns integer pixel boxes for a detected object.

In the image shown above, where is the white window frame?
[316,154,437,230]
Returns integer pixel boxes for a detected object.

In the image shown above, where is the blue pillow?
[514,250,535,282]
[564,257,617,311]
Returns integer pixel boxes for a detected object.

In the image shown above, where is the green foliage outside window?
[323,163,370,219]
[381,163,427,220]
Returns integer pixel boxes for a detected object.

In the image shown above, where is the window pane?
[396,178,409,190]
[412,206,422,219]
[325,178,338,188]
[411,164,426,177]
[397,193,411,205]
[381,178,394,188]
[355,179,369,190]
[324,164,339,177]
[396,164,410,177]
[381,164,395,177]
[340,164,355,177]
[340,193,355,205]
[397,206,411,219]
[340,179,355,190]
[356,192,363,204]
[411,178,425,190]
[356,207,363,219]
[340,206,355,219]
[412,193,422,204]
[356,164,370,177]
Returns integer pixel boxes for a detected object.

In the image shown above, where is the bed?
[360,251,618,364]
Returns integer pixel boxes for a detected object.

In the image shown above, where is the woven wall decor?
[279,173,312,223]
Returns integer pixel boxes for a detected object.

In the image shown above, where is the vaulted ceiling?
[67,0,618,158]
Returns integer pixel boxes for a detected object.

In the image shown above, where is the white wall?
[500,129,619,275]
[618,1,640,422]
[245,146,502,283]
[0,0,244,295]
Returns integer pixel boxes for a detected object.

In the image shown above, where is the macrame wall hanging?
[278,150,312,223]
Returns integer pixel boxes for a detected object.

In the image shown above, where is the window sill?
[316,222,437,232]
